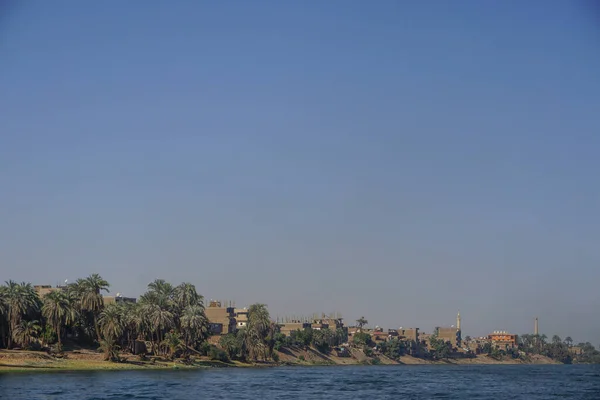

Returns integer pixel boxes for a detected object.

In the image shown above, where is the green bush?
[272,352,280,362]
[298,355,305,361]
[353,332,372,347]
[209,346,230,362]
[199,341,211,356]
[41,325,57,346]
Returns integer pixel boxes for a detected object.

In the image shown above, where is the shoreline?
[0,349,562,373]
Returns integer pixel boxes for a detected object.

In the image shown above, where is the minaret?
[457,311,461,331]
[534,317,539,335]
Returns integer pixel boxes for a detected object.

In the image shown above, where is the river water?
[1,365,599,399]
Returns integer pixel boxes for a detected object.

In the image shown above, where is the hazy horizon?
[1,1,599,344]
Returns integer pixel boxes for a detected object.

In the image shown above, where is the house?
[488,331,518,348]
[103,294,137,305]
[34,285,64,298]
[205,300,236,335]
[434,327,462,348]
[279,314,344,336]
[279,321,311,336]
[234,308,249,330]
[396,328,419,342]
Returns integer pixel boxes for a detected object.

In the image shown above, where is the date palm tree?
[147,279,174,305]
[564,336,573,347]
[552,335,562,345]
[120,302,138,353]
[0,287,8,348]
[98,303,124,342]
[78,274,110,342]
[13,320,41,349]
[174,282,202,310]
[99,338,120,362]
[245,303,271,361]
[161,330,185,359]
[42,290,76,349]
[180,304,208,348]
[138,299,173,354]
[3,281,40,348]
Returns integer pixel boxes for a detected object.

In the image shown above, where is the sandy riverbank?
[0,348,560,373]
[0,349,242,372]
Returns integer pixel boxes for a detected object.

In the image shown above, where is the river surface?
[1,365,599,399]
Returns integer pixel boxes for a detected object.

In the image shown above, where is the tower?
[457,311,461,331]
[534,317,539,335]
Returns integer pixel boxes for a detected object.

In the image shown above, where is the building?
[312,316,344,331]
[278,313,344,337]
[103,294,137,305]
[488,331,518,348]
[234,308,249,330]
[34,285,63,297]
[205,300,236,335]
[370,327,389,343]
[279,321,311,336]
[465,337,491,354]
[435,327,462,348]
[396,328,419,342]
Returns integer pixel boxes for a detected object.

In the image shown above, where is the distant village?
[32,283,584,359]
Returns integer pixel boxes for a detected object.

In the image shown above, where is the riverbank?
[0,348,560,372]
[0,349,246,372]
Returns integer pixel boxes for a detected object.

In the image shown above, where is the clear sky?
[1,0,599,343]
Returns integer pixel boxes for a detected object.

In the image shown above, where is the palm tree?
[564,336,573,347]
[356,316,368,331]
[180,304,208,349]
[13,319,41,349]
[130,303,147,341]
[42,291,76,349]
[0,287,8,348]
[147,279,174,304]
[120,302,138,353]
[3,281,40,348]
[99,338,120,362]
[535,334,548,354]
[98,303,124,342]
[139,301,173,354]
[78,274,110,342]
[173,283,202,310]
[161,330,185,359]
[552,335,562,345]
[245,303,271,361]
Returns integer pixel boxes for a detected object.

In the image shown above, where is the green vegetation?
[377,337,415,360]
[275,327,347,354]
[515,334,600,364]
[355,317,368,331]
[1,277,599,368]
[0,276,278,365]
[428,335,451,360]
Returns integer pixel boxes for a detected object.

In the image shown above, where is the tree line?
[2,277,598,364]
[0,275,276,363]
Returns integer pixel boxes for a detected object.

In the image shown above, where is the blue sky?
[1,0,599,343]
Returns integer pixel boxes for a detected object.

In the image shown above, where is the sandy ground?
[0,348,559,372]
[0,349,233,372]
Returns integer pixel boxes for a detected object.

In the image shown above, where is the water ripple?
[0,365,599,399]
